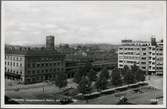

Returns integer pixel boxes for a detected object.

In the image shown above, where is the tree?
[122,65,135,84]
[100,67,110,80]
[111,68,122,86]
[136,69,145,82]
[121,65,130,77]
[124,70,135,84]
[73,71,82,83]
[87,68,97,81]
[131,64,138,81]
[55,72,67,88]
[95,76,108,91]
[78,76,92,94]
[78,76,92,103]
[83,61,93,76]
[131,64,145,82]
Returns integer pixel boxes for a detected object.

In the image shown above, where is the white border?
[1,1,166,108]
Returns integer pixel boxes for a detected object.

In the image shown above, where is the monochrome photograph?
[1,1,166,108]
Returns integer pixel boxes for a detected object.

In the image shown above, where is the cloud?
[2,1,165,45]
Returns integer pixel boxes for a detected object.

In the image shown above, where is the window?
[142,48,146,51]
[143,53,146,55]
[119,60,123,63]
[32,63,35,68]
[141,62,146,64]
[141,57,146,60]
[37,64,40,67]
[28,64,30,68]
[57,68,60,71]
[119,52,123,55]
[119,64,123,67]
[32,70,35,74]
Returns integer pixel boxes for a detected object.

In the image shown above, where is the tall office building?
[46,35,55,50]
[118,37,163,75]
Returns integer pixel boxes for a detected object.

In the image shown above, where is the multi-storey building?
[5,36,65,84]
[118,37,163,75]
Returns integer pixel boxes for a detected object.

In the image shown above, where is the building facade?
[118,37,163,75]
[5,48,65,84]
[5,36,66,84]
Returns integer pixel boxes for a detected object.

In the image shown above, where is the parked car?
[117,96,128,104]
[59,97,73,104]
[150,99,158,104]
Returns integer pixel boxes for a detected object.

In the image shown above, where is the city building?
[5,36,65,84]
[46,35,55,50]
[118,37,163,75]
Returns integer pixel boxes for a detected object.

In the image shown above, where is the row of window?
[27,68,64,75]
[26,74,56,82]
[5,69,22,74]
[5,61,22,67]
[119,60,139,64]
[5,56,23,61]
[28,62,63,68]
[29,57,63,62]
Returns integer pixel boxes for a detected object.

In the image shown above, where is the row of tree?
[76,63,146,95]
[54,62,146,98]
[111,64,145,86]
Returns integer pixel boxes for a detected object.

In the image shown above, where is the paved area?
[5,79,77,99]
[146,75,163,90]
[5,75,163,104]
[73,86,163,104]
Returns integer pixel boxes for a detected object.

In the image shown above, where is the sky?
[2,1,166,45]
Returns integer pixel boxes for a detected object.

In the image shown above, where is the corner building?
[5,47,65,84]
[118,37,163,75]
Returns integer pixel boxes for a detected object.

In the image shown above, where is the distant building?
[46,35,55,50]
[118,37,163,75]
